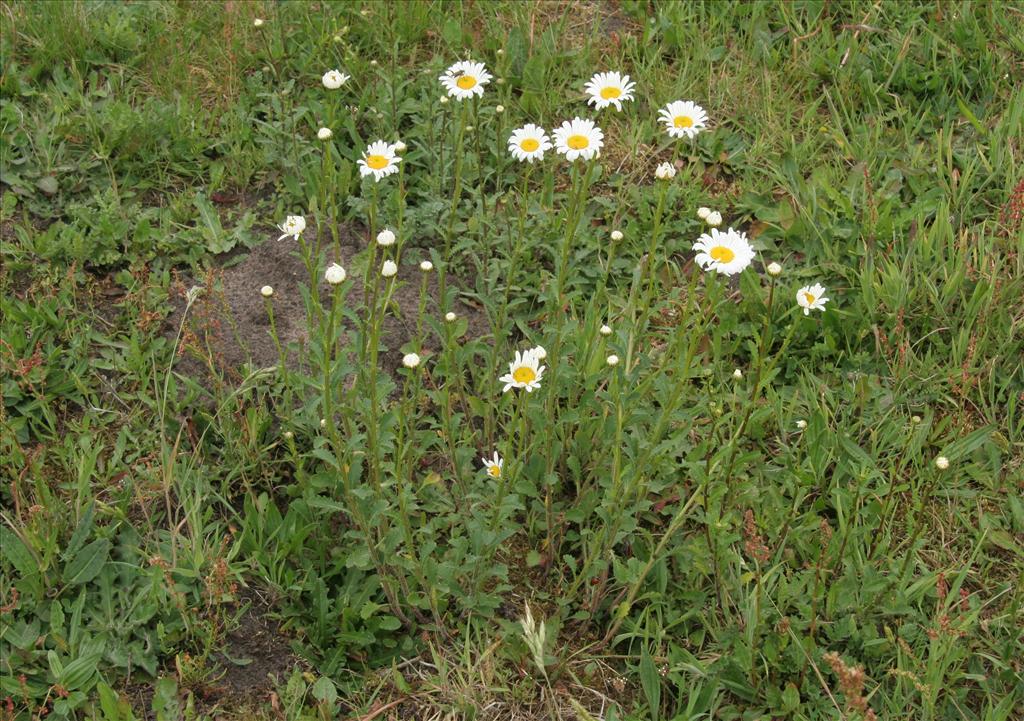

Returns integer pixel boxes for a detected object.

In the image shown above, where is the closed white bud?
[393,140,407,152]
[733,368,743,380]
[911,415,922,424]
[325,263,346,285]
[796,419,807,430]
[260,285,274,297]
[600,324,612,336]
[402,353,421,369]
[496,48,505,56]
[253,18,264,27]
[611,230,623,241]
[419,260,433,271]
[655,162,676,180]
[465,125,474,132]
[767,262,782,276]
[317,127,333,140]
[496,77,505,85]
[332,35,342,43]
[370,59,378,66]
[320,418,327,428]
[707,211,723,227]
[697,207,711,220]
[533,345,547,360]
[495,105,505,113]
[607,354,620,367]
[376,228,396,246]
[445,311,456,322]
[283,431,293,440]
[381,260,398,277]
[935,456,950,470]
[439,96,449,104]
[322,69,349,89]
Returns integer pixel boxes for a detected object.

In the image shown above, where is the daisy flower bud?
[283,431,294,440]
[381,260,398,277]
[376,228,396,246]
[445,311,457,322]
[767,262,782,276]
[260,285,274,298]
[796,419,807,430]
[697,207,711,220]
[325,263,346,285]
[393,140,407,152]
[419,260,433,271]
[439,96,449,104]
[317,127,333,140]
[320,418,327,428]
[600,324,612,336]
[496,78,505,85]
[911,415,922,424]
[465,125,474,132]
[496,48,505,56]
[370,60,378,67]
[332,35,342,43]
[611,230,623,241]
[495,104,505,113]
[707,211,723,227]
[607,354,620,367]
[733,368,743,380]
[533,345,547,360]
[253,18,264,27]
[935,456,950,470]
[655,162,676,180]
[322,69,350,89]
[402,353,421,369]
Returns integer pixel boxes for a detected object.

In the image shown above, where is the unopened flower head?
[253,18,264,27]
[393,140,407,152]
[553,117,603,162]
[445,311,457,322]
[935,456,950,470]
[499,348,545,393]
[532,345,547,360]
[693,227,755,276]
[325,263,347,285]
[381,260,398,277]
[733,368,744,380]
[600,324,612,336]
[697,207,711,220]
[607,354,620,367]
[317,127,333,140]
[439,95,449,104]
[358,140,401,181]
[911,415,922,424]
[495,104,505,114]
[706,211,723,227]
[322,69,350,89]
[376,228,396,246]
[508,124,552,163]
[260,285,274,297]
[439,60,492,100]
[797,283,830,315]
[584,71,636,112]
[611,230,623,241]
[655,162,676,180]
[283,430,294,440]
[796,419,807,430]
[419,260,433,271]
[277,215,306,241]
[659,100,708,139]
[482,451,503,478]
[402,352,421,369]
[767,262,782,276]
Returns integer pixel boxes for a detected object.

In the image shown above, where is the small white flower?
[393,140,407,152]
[599,324,612,336]
[796,419,807,430]
[607,354,620,367]
[320,418,327,428]
[693,227,755,276]
[533,345,547,361]
[499,348,545,393]
[253,18,264,27]
[370,60,378,67]
[706,211,723,227]
[482,451,503,478]
[733,368,743,380]
[322,69,350,89]
[439,60,492,100]
[584,71,636,112]
[611,230,623,241]
[283,431,294,440]
[445,311,457,322]
[659,100,708,139]
[277,215,306,241]
[911,415,922,424]
[358,140,401,182]
[496,48,505,56]
[697,207,711,220]
[402,353,421,369]
[496,77,505,85]
[655,162,676,180]
[419,260,433,271]
[260,285,274,298]
[325,263,347,285]
[317,127,333,140]
[376,228,396,246]
[796,283,830,315]
[439,95,449,105]
[767,262,782,276]
[553,117,604,162]
[935,456,950,470]
[508,124,552,163]
[465,125,475,132]
[381,260,398,277]
[495,104,505,114]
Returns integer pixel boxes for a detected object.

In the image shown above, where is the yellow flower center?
[456,74,476,90]
[512,366,537,384]
[673,115,694,128]
[520,138,540,152]
[600,86,621,99]
[710,246,735,263]
[487,465,501,478]
[804,292,816,304]
[365,154,388,170]
[567,134,590,150]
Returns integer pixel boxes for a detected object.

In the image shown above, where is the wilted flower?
[277,215,306,241]
[402,353,421,369]
[322,69,350,89]
[797,283,830,315]
[376,228,396,246]
[659,100,708,139]
[584,71,636,111]
[381,260,398,277]
[553,117,603,161]
[693,227,755,276]
[325,263,347,285]
[439,60,492,100]
[499,348,545,393]
[260,285,274,297]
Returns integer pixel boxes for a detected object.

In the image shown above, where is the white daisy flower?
[381,260,398,277]
[655,162,676,180]
[439,60,491,100]
[482,451,503,478]
[358,140,401,182]
[322,69,350,89]
[552,117,603,162]
[402,353,421,369]
[499,348,545,393]
[692,227,755,276]
[376,228,396,246]
[796,283,829,315]
[325,263,346,285]
[277,215,306,241]
[508,124,552,163]
[584,71,636,111]
[659,100,708,139]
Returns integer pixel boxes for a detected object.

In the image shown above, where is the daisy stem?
[641,176,671,309]
[362,183,380,310]
[555,160,596,312]
[440,102,469,312]
[263,296,289,405]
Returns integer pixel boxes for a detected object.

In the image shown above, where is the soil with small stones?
[163,226,489,386]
